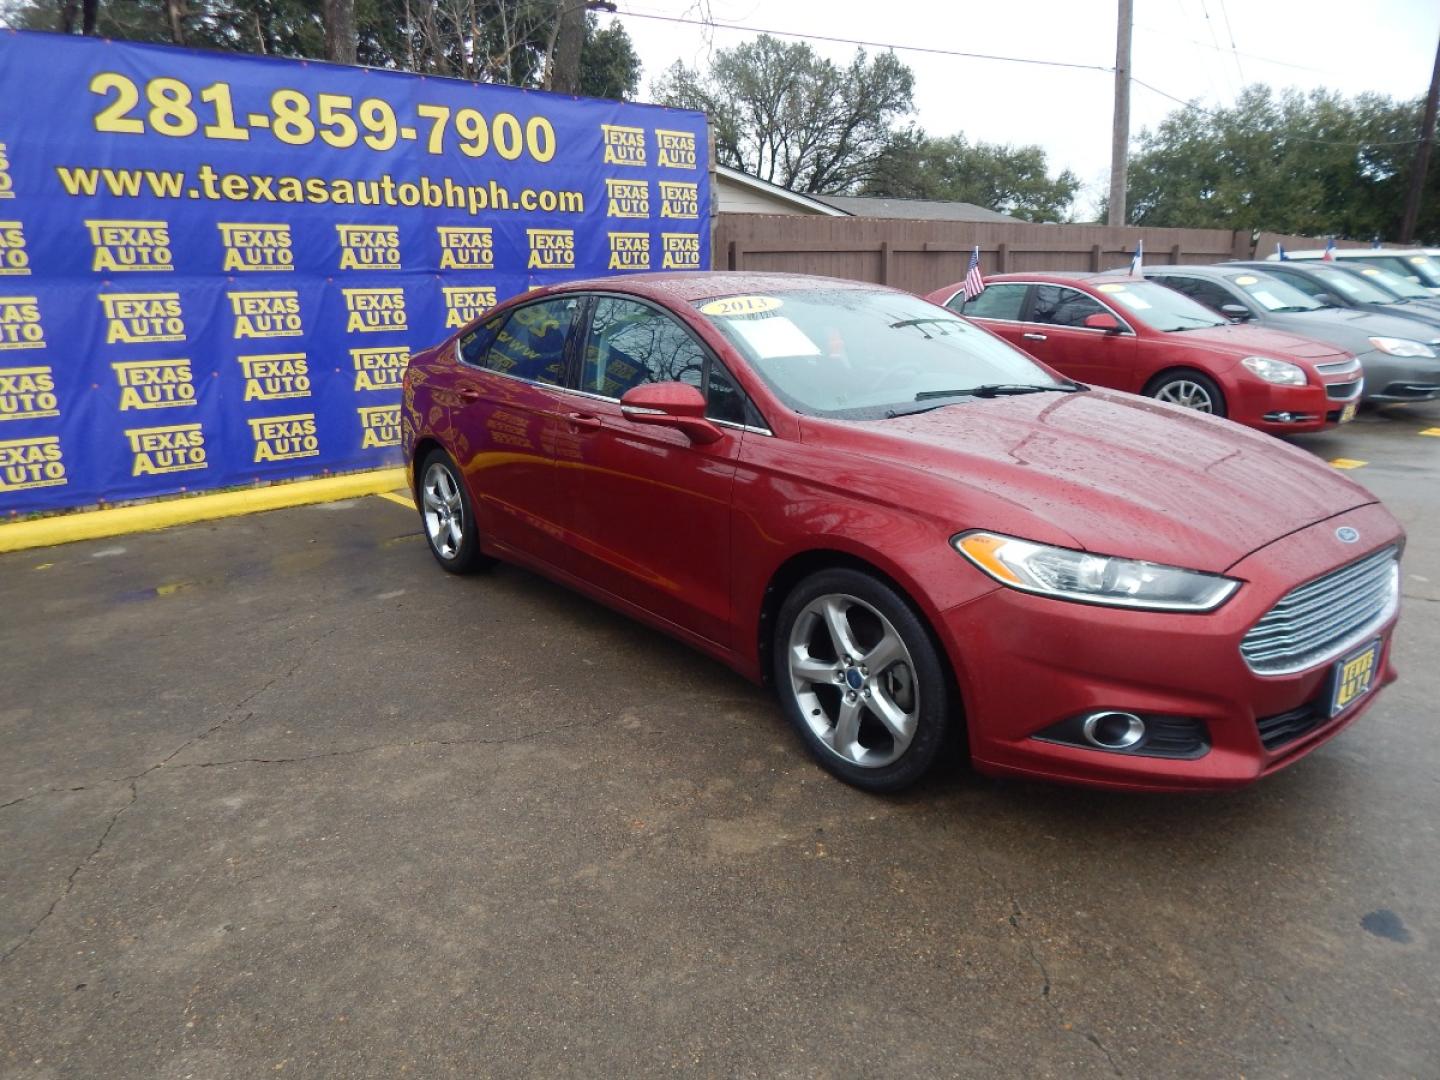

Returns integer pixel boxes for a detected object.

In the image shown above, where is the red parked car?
[402,272,1402,793]
[925,272,1364,433]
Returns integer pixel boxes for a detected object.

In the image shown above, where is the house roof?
[715,165,848,216]
[809,194,1018,223]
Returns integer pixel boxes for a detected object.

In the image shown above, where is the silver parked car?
[1269,248,1440,294]
[1143,264,1440,404]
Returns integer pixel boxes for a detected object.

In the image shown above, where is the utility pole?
[1107,0,1133,227]
[1401,32,1440,244]
[550,0,588,95]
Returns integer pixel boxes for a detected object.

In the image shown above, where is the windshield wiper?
[914,382,1081,400]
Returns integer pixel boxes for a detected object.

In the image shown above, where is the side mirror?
[619,382,724,445]
[1314,292,1342,307]
[1083,312,1122,333]
[1220,303,1253,322]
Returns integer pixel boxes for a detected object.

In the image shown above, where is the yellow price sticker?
[700,295,782,317]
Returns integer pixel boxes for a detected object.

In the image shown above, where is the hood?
[1274,306,1440,345]
[1164,322,1351,362]
[813,389,1376,574]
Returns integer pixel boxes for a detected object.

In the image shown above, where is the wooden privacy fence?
[712,215,1377,296]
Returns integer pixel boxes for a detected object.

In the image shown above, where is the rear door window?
[483,296,581,385]
[950,283,1027,320]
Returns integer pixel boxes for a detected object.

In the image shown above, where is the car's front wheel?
[418,449,489,574]
[1146,370,1227,416]
[773,568,953,792]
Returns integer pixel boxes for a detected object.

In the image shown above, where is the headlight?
[1240,356,1308,385]
[1369,336,1436,358]
[953,531,1240,612]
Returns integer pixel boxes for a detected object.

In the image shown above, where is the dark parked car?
[1143,264,1440,403]
[1270,248,1440,294]
[1329,261,1440,316]
[1228,260,1440,332]
[926,271,1362,433]
[402,271,1403,793]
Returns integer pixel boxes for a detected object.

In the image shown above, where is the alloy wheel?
[1154,379,1215,412]
[422,462,464,560]
[787,593,920,768]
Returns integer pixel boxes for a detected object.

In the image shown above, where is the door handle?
[457,387,481,403]
[1022,332,1048,341]
[566,412,602,432]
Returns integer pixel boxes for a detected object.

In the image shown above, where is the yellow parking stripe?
[1421,427,1440,437]
[1329,458,1368,470]
[376,491,414,509]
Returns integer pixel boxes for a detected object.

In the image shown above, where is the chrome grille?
[1240,547,1399,675]
[1316,358,1362,376]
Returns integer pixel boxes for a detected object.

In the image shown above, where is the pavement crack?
[1,779,137,966]
[1006,900,1123,1077]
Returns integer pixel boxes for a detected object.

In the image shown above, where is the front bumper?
[939,504,1403,791]
[1354,349,1440,402]
[1227,372,1360,434]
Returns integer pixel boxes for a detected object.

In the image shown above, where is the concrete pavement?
[1,403,1437,1078]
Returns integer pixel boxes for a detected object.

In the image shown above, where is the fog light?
[1081,711,1145,749]
[1031,712,1210,758]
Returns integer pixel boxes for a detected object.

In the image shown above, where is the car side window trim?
[573,290,773,434]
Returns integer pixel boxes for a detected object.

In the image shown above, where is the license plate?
[1339,402,1358,424]
[1330,639,1380,716]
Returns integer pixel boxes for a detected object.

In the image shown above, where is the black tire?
[772,568,953,793]
[417,449,490,574]
[1145,369,1228,417]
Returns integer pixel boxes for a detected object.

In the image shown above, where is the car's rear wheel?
[1146,370,1227,416]
[773,568,951,792]
[419,449,488,574]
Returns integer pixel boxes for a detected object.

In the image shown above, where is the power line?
[621,7,1424,152]
[1215,0,1246,86]
[617,9,1112,72]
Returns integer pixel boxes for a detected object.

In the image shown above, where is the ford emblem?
[1336,526,1360,544]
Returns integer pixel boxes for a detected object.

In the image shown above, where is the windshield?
[695,288,1068,420]
[1338,253,1440,288]
[1304,265,1398,304]
[1226,272,1323,312]
[1351,263,1432,299]
[1091,280,1225,331]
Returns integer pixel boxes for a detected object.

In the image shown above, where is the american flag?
[962,245,986,301]
[1322,237,1337,261]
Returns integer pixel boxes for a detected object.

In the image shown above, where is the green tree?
[0,0,640,98]
[1124,84,1438,242]
[654,34,915,193]
[866,132,1080,221]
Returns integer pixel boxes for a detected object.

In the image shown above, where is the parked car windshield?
[1348,263,1432,299]
[1089,280,1226,331]
[696,288,1068,420]
[1298,265,1400,304]
[1352,253,1440,288]
[1226,272,1324,312]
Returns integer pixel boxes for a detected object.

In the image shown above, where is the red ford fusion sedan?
[925,272,1364,434]
[401,272,1403,794]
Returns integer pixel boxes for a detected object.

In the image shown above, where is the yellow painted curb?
[0,468,407,554]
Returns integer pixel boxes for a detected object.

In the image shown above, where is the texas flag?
[1129,239,1143,276]
[1323,237,1337,262]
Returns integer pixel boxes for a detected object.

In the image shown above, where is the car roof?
[528,270,885,305]
[1143,264,1256,278]
[985,271,1141,285]
[1275,249,1425,260]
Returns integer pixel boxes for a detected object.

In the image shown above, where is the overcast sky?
[608,0,1440,215]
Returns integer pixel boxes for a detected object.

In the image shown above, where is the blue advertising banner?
[0,30,710,514]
